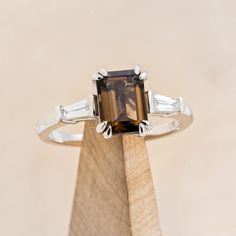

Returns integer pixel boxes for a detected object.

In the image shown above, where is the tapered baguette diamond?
[96,69,148,134]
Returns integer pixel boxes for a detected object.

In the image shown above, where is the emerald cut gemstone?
[96,69,148,134]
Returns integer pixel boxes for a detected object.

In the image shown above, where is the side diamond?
[56,96,95,123]
[148,91,183,115]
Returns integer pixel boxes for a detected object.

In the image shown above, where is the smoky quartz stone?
[96,69,148,134]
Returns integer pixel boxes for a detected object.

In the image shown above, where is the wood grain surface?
[69,121,162,236]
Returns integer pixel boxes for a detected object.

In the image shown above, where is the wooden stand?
[69,121,162,236]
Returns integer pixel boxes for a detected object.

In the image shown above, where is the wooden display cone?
[69,120,162,236]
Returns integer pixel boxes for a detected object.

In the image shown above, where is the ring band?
[36,92,193,146]
[36,66,193,146]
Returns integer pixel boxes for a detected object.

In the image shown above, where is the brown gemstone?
[96,69,148,134]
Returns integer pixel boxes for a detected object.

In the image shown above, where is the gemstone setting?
[96,69,148,134]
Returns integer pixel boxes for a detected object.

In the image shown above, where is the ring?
[36,65,193,146]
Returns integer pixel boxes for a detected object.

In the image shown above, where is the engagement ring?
[36,65,193,146]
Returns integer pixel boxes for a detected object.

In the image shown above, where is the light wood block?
[69,120,162,236]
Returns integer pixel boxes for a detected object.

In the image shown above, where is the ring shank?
[146,104,192,140]
[36,110,97,146]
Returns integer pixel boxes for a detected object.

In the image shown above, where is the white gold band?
[36,91,193,146]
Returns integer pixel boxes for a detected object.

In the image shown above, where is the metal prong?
[141,120,153,131]
[103,125,112,139]
[134,65,141,75]
[139,123,148,137]
[178,97,184,113]
[98,68,108,77]
[139,71,148,80]
[55,105,64,122]
[92,72,103,81]
[96,121,108,133]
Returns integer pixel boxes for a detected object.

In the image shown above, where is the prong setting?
[178,97,184,113]
[96,121,108,133]
[139,123,148,137]
[98,68,108,77]
[139,71,148,80]
[96,121,113,139]
[133,65,148,80]
[138,120,153,136]
[103,125,112,139]
[92,73,103,81]
[92,68,108,81]
[96,67,148,138]
[134,65,141,75]
[55,105,64,122]
[141,120,153,131]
